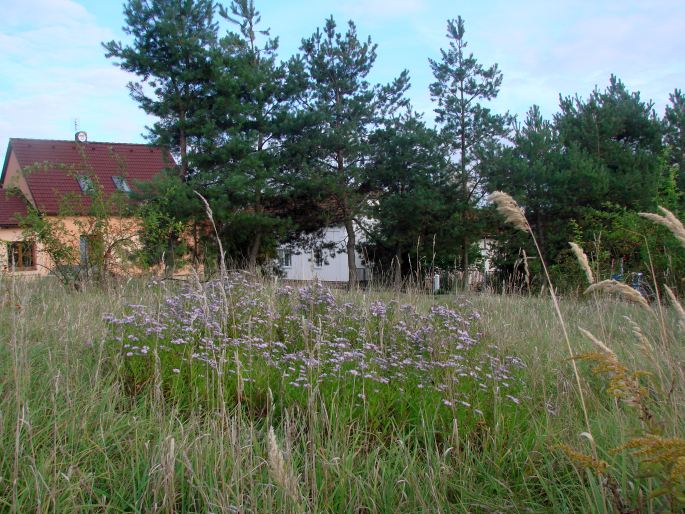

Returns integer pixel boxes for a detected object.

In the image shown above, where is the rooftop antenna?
[74,119,87,143]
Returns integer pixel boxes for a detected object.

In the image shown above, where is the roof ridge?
[9,137,163,148]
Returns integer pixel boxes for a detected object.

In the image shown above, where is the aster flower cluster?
[104,274,526,416]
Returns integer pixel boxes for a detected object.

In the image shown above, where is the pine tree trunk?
[344,218,357,289]
[179,107,188,176]
[460,82,469,291]
[248,232,261,271]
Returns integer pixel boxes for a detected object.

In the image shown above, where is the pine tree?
[484,105,608,268]
[296,17,409,288]
[429,16,509,287]
[664,89,685,196]
[192,0,300,269]
[555,75,663,211]
[103,0,219,176]
[366,110,447,288]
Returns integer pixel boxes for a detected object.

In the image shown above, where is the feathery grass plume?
[555,444,608,474]
[574,337,653,425]
[488,191,530,232]
[584,280,651,310]
[267,426,301,508]
[522,249,531,291]
[639,206,685,248]
[624,316,654,358]
[615,435,685,504]
[569,242,594,285]
[578,327,614,357]
[489,192,595,459]
[664,285,685,332]
[158,435,177,513]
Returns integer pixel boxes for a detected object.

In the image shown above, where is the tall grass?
[0,261,683,512]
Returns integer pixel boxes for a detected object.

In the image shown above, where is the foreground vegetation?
[1,274,682,512]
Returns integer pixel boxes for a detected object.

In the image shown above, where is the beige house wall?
[2,216,201,278]
[2,150,34,204]
[1,147,201,278]
[1,215,142,277]
[0,226,51,275]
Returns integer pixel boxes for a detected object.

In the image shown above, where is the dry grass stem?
[490,191,594,453]
[267,426,301,508]
[488,191,530,232]
[578,327,615,357]
[194,190,227,280]
[584,280,652,310]
[664,285,685,332]
[569,242,594,285]
[639,206,685,248]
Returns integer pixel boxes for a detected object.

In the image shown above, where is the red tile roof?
[1,138,176,214]
[0,189,29,227]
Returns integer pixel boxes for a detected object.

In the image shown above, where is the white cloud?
[4,0,91,29]
[0,0,152,150]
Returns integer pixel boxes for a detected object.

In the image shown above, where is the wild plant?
[490,194,685,512]
[104,275,527,439]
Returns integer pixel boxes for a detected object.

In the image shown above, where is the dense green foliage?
[104,1,685,290]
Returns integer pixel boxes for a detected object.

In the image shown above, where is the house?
[0,134,175,276]
[277,224,371,284]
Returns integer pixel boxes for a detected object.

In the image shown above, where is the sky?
[1,0,684,153]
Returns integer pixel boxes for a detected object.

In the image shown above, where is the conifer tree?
[295,17,410,287]
[664,89,685,196]
[192,0,300,268]
[555,75,663,211]
[103,0,219,177]
[429,16,509,287]
[366,110,447,288]
[484,105,607,268]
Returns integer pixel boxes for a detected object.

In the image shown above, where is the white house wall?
[280,225,368,282]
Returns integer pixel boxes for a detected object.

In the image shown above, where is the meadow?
[1,265,682,512]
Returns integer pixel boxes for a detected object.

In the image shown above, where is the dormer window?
[77,175,94,193]
[112,176,131,193]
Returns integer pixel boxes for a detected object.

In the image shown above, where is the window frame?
[277,249,292,268]
[313,248,325,268]
[76,175,95,193]
[6,240,36,271]
[112,175,131,193]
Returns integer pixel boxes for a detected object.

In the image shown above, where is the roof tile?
[0,189,29,227]
[4,138,176,214]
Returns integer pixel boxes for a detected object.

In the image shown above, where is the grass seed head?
[584,279,651,310]
[578,327,614,357]
[639,206,685,249]
[569,242,594,285]
[267,426,301,506]
[664,285,685,332]
[488,191,530,232]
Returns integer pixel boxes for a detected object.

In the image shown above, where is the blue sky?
[1,0,684,151]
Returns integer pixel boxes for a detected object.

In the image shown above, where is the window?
[313,248,325,268]
[80,234,103,267]
[76,175,95,193]
[6,241,36,271]
[112,176,131,193]
[277,249,292,268]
